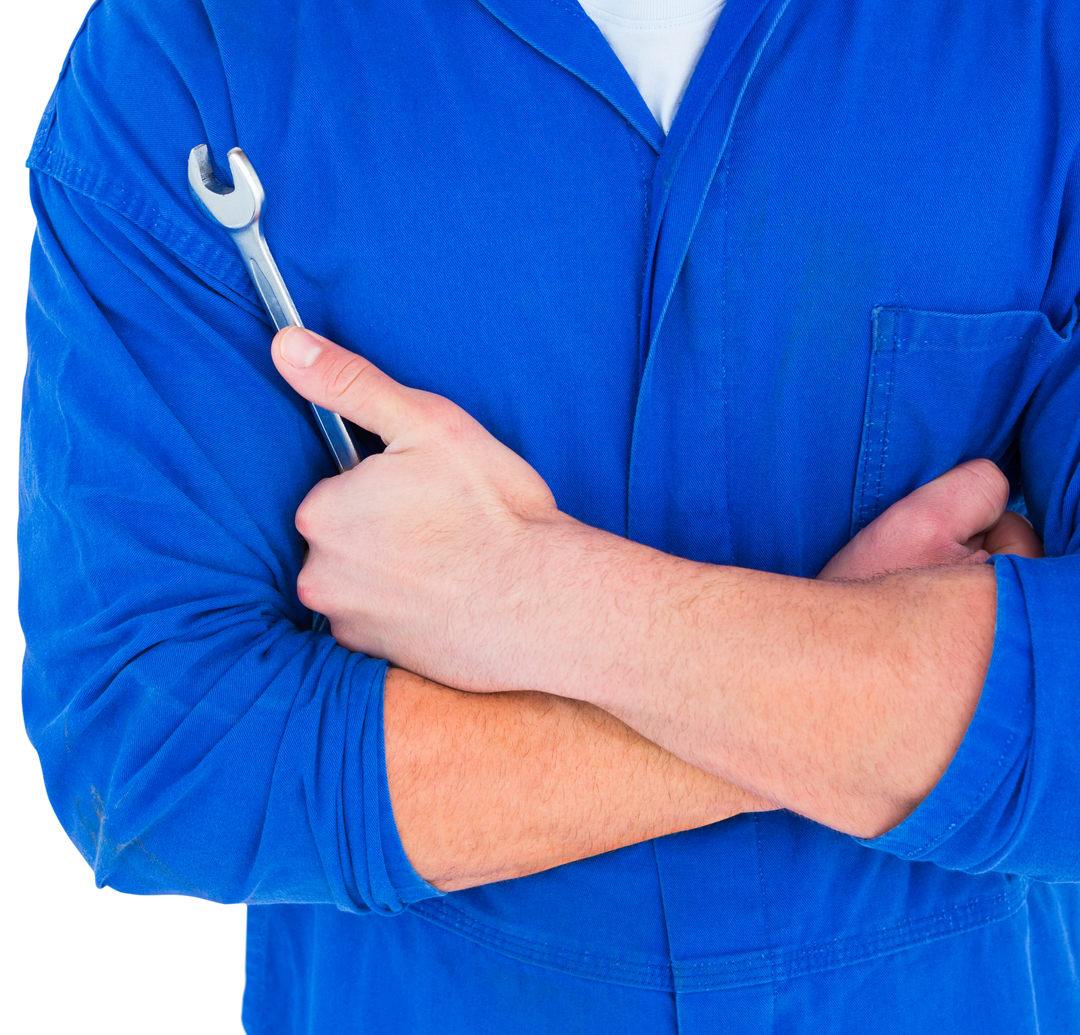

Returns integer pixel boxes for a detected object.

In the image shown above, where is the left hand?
[818,458,1043,581]
[273,327,569,682]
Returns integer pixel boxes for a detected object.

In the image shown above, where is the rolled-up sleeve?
[859,553,1080,877]
[861,308,1080,881]
[22,165,438,914]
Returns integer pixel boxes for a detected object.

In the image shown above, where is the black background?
[21,4,245,1032]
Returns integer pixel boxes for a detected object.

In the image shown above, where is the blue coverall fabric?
[19,0,1080,1031]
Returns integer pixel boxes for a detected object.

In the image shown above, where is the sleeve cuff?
[372,664,445,907]
[331,654,443,914]
[857,555,1034,862]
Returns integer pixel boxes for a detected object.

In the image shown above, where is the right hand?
[819,459,1043,582]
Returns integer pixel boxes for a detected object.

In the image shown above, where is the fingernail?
[279,327,324,368]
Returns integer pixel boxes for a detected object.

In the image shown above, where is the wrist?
[500,516,700,708]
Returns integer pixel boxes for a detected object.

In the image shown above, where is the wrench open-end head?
[187,142,364,476]
[188,145,265,231]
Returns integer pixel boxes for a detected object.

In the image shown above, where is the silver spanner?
[187,144,362,472]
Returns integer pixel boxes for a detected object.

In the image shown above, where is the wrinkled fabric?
[20,1,1080,1032]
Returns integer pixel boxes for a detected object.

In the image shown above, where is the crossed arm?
[273,327,1042,891]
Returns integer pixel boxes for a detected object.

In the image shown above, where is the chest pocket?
[851,305,1074,536]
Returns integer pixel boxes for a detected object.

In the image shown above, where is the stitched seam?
[754,814,777,1033]
[29,147,256,303]
[909,334,1031,345]
[874,306,1065,351]
[718,164,732,562]
[627,128,653,539]
[674,884,1029,990]
[412,901,675,984]
[628,130,653,360]
[885,697,1032,860]
[852,312,883,534]
[679,887,1021,971]
[869,320,898,520]
[412,881,1027,990]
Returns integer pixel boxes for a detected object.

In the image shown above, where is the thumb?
[818,459,1009,581]
[897,458,1010,546]
[273,326,418,444]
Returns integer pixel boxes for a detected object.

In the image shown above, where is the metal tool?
[187,144,363,472]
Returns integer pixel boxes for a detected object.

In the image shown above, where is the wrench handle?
[232,226,363,473]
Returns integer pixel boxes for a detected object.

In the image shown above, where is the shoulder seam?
[29,147,258,305]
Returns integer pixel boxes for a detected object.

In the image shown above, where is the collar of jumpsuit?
[21,1,1080,1032]
[579,0,727,132]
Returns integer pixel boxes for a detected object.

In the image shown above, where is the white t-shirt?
[579,0,726,133]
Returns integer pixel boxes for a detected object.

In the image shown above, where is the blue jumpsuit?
[21,0,1080,1030]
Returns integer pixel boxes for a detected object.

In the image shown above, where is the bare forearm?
[383,666,773,892]
[452,520,997,840]
[276,337,1005,850]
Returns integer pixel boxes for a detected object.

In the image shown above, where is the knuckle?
[295,568,324,612]
[410,389,468,432]
[295,482,332,539]
[294,498,318,539]
[907,509,952,547]
[437,406,476,444]
[414,391,455,425]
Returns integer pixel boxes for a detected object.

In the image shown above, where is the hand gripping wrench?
[187,144,363,472]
